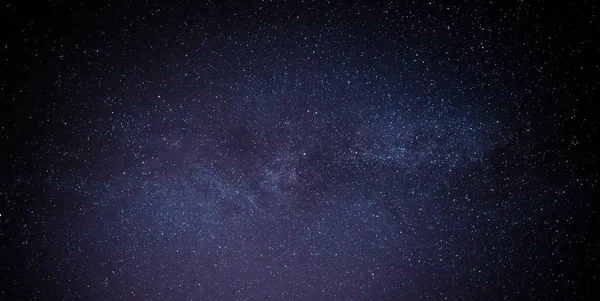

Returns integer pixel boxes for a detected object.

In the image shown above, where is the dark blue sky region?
[1,1,597,300]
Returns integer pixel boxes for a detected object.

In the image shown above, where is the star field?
[1,1,598,300]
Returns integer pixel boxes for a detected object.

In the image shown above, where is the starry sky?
[1,1,598,300]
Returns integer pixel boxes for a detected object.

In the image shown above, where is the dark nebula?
[1,1,597,300]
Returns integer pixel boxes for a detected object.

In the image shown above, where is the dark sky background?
[1,1,598,300]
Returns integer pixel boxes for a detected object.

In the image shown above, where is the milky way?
[1,2,597,300]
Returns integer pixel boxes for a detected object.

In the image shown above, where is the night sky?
[1,1,598,300]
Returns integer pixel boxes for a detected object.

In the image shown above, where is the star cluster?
[1,1,597,300]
